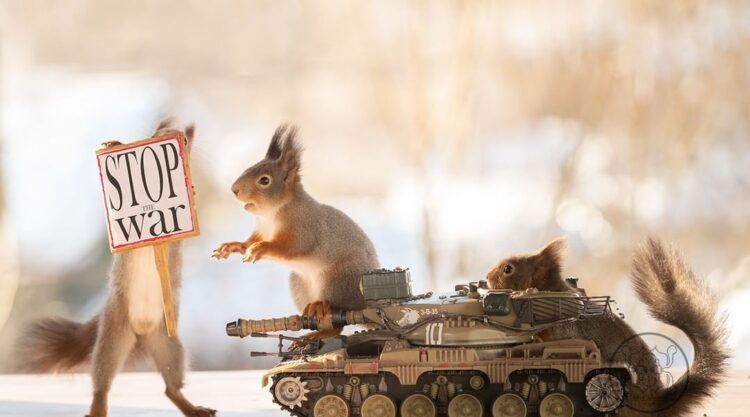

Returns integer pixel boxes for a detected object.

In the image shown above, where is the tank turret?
[226,274,632,417]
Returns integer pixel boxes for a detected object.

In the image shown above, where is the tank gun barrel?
[226,309,367,337]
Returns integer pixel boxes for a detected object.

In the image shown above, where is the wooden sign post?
[152,242,176,336]
[96,134,199,337]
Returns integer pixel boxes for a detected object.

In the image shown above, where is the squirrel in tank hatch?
[212,124,379,339]
[486,238,729,417]
[19,120,215,417]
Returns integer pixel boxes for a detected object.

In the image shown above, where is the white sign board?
[96,135,199,252]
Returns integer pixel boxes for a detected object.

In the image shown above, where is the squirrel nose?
[231,184,240,197]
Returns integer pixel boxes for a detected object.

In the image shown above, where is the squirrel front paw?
[100,140,123,149]
[211,241,247,260]
[303,300,332,321]
[242,241,268,263]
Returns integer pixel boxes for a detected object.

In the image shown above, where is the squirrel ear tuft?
[154,117,174,134]
[536,238,566,266]
[266,124,287,160]
[280,125,302,183]
[184,124,195,144]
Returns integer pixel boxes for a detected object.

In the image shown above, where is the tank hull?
[265,338,631,417]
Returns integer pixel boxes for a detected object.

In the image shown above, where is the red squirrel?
[19,121,215,417]
[212,125,379,338]
[486,238,729,417]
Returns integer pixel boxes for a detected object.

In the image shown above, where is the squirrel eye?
[503,264,514,274]
[258,176,271,186]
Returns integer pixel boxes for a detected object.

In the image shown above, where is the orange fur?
[486,239,570,291]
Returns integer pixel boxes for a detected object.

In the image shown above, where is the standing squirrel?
[19,121,215,417]
[486,238,729,417]
[212,124,379,337]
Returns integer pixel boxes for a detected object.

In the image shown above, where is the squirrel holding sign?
[212,124,379,338]
[19,120,215,417]
[486,238,729,417]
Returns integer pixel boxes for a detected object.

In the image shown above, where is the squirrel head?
[231,124,302,214]
[486,239,566,290]
[152,117,196,154]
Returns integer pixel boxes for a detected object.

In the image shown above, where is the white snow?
[0,371,282,417]
[0,370,747,417]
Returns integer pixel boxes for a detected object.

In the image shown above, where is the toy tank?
[226,269,633,417]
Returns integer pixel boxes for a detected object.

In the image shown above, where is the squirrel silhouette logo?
[651,344,679,387]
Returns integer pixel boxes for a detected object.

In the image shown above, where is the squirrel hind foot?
[186,406,216,417]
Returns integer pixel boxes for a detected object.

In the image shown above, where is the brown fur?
[486,238,570,292]
[18,121,215,417]
[212,124,379,332]
[627,237,730,416]
[21,316,100,372]
[486,238,729,417]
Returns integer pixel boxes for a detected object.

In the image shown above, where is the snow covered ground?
[0,371,281,417]
[0,370,746,417]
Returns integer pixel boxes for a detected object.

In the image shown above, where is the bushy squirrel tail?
[631,237,730,416]
[19,316,99,373]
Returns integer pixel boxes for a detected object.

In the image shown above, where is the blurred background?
[0,0,748,372]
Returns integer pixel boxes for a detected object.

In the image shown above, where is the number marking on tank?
[425,322,444,345]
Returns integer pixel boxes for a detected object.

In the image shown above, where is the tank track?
[269,368,629,417]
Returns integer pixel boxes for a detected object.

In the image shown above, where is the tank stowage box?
[361,268,412,300]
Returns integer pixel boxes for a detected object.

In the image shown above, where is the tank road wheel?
[313,394,349,417]
[400,393,437,417]
[448,393,483,417]
[274,376,310,409]
[539,393,574,417]
[361,393,396,417]
[492,393,527,417]
[585,373,625,412]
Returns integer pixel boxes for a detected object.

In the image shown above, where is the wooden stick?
[153,243,177,337]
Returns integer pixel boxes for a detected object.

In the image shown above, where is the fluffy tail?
[631,237,730,416]
[19,316,99,373]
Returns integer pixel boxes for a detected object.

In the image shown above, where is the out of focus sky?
[0,0,749,371]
